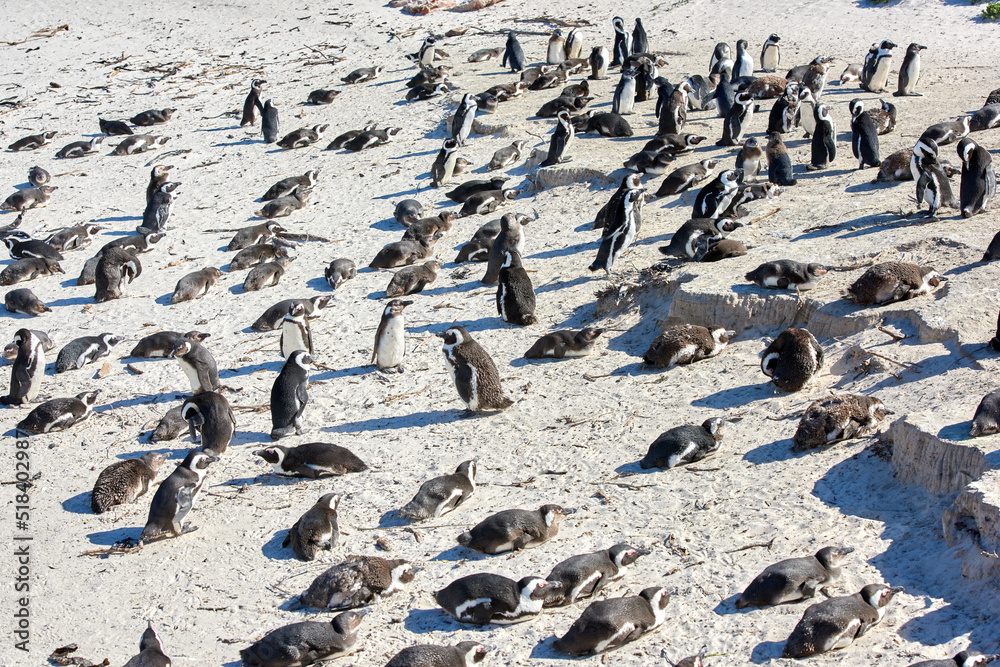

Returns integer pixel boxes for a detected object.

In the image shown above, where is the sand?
[1,0,998,664]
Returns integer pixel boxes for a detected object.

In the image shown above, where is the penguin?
[45,223,101,252]
[431,139,460,188]
[892,43,927,97]
[547,29,565,65]
[28,166,50,187]
[540,109,575,168]
[280,302,313,358]
[457,504,575,554]
[502,31,525,72]
[4,288,50,316]
[298,555,413,610]
[483,212,529,284]
[386,642,490,667]
[590,187,645,274]
[553,587,671,655]
[920,117,971,146]
[985,234,1000,264]
[91,452,166,514]
[746,260,828,290]
[239,610,365,667]
[970,103,1000,132]
[969,388,1000,437]
[710,42,732,72]
[848,262,941,306]
[342,65,383,84]
[808,103,837,171]
[469,48,502,62]
[563,29,584,59]
[862,40,896,93]
[94,247,141,302]
[406,82,450,102]
[612,68,637,115]
[436,574,562,624]
[99,118,132,135]
[840,63,863,84]
[393,199,424,226]
[170,266,221,303]
[130,108,176,126]
[537,94,593,118]
[269,350,311,440]
[55,333,120,373]
[658,217,734,261]
[370,299,412,373]
[661,80,689,134]
[793,394,888,451]
[122,623,171,667]
[261,99,279,143]
[438,326,513,412]
[0,185,57,211]
[643,324,735,368]
[850,101,881,169]
[746,74,788,99]
[487,140,526,171]
[139,181,179,234]
[244,257,291,291]
[736,138,764,183]
[761,328,824,392]
[253,443,368,478]
[3,329,45,405]
[257,189,310,219]
[387,261,438,298]
[760,34,781,72]
[0,257,63,285]
[693,169,743,219]
[129,331,209,358]
[241,78,265,126]
[170,338,220,394]
[765,132,797,186]
[344,127,400,151]
[16,390,99,434]
[732,38,753,79]
[611,17,629,67]
[151,406,187,443]
[262,170,319,201]
[590,46,609,80]
[545,544,650,606]
[916,153,960,218]
[447,177,509,203]
[140,450,218,542]
[767,90,799,135]
[717,91,755,146]
[8,131,57,151]
[55,136,103,158]
[225,223,280,253]
[104,232,164,255]
[416,35,438,67]
[910,652,1000,667]
[325,258,357,290]
[714,63,736,118]
[112,134,169,156]
[583,112,633,137]
[370,236,438,269]
[284,492,340,561]
[957,137,996,218]
[623,150,673,175]
[701,238,748,262]
[497,251,537,326]
[736,546,855,608]
[277,124,328,149]
[782,584,903,658]
[909,136,940,182]
[181,391,235,456]
[3,237,63,261]
[399,460,476,521]
[639,418,725,469]
[525,328,604,359]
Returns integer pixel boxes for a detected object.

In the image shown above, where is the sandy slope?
[0,0,998,665]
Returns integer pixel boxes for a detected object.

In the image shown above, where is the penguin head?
[290,350,313,369]
[919,266,942,287]
[437,326,469,347]
[702,417,726,440]
[139,451,168,471]
[182,451,219,470]
[183,331,211,343]
[3,343,17,360]
[861,583,903,609]
[709,326,736,345]
[639,586,671,610]
[685,135,707,147]
[317,492,340,512]
[138,622,163,653]
[331,608,368,637]
[286,302,307,320]
[43,131,58,140]
[768,34,781,44]
[442,138,458,152]
[253,446,286,465]
[609,543,650,567]
[849,99,864,118]
[389,559,416,585]
[169,340,193,358]
[612,16,625,30]
[806,263,829,279]
[721,169,743,188]
[101,333,122,348]
[76,389,101,406]
[815,545,855,568]
[540,504,576,526]
[457,459,477,483]
[455,642,490,664]
[954,651,994,667]
[879,40,897,51]
[387,299,413,316]
[957,137,976,166]
[578,327,605,342]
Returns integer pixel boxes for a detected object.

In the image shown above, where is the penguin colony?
[1,6,998,667]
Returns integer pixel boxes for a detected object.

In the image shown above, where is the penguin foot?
[181,523,199,535]
[806,164,823,172]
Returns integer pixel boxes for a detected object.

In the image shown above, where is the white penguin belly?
[180,361,201,392]
[281,324,308,358]
[376,318,405,368]
[671,344,698,366]
[871,61,891,91]
[824,618,861,651]
[454,597,491,620]
[433,488,463,517]
[594,622,635,653]
[26,368,43,400]
[668,442,698,468]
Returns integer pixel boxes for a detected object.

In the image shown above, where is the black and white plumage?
[589,46,609,80]
[693,169,743,219]
[782,584,903,658]
[488,140,527,170]
[28,166,50,187]
[284,492,340,561]
[808,104,837,170]
[262,171,319,201]
[611,16,629,67]
[497,250,536,325]
[861,40,896,93]
[552,587,671,655]
[112,134,168,156]
[151,406,186,443]
[451,93,478,147]
[131,108,175,126]
[55,136,103,158]
[139,182,179,235]
[435,574,562,625]
[541,110,575,166]
[850,101,881,169]
[169,338,220,394]
[735,137,764,183]
[342,65,383,84]
[129,330,209,358]
[545,544,649,606]
[181,391,236,456]
[909,651,1000,667]
[760,328,824,392]
[921,117,970,147]
[241,78,265,126]
[589,187,645,274]
[3,237,63,261]
[793,395,887,451]
[970,104,1000,132]
[239,610,365,667]
[734,39,753,78]
[398,460,476,521]
[122,622,171,667]
[91,452,166,514]
[916,152,959,217]
[298,556,413,610]
[3,328,46,405]
[0,257,62,285]
[8,131,57,151]
[252,296,330,332]
[957,137,996,218]
[457,504,575,554]
[656,159,719,197]
[16,390,99,434]
[0,185,57,211]
[631,18,648,54]
[44,223,101,252]
[745,260,827,290]
[280,302,313,358]
[640,418,725,469]
[524,328,604,359]
[261,99,279,143]
[760,34,781,72]
[372,299,412,372]
[439,326,513,412]
[502,31,525,72]
[271,350,311,440]
[894,43,926,97]
[4,288,51,316]
[612,68,637,116]
[254,443,368,478]
[276,124,329,149]
[386,642,490,667]
[642,325,734,368]
[140,451,218,542]
[660,80,689,134]
[431,139,460,188]
[324,258,357,290]
[847,261,941,305]
[736,546,855,608]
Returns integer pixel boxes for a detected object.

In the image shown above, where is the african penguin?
[270,350,311,440]
[280,302,313,359]
[760,328,824,392]
[386,642,490,667]
[553,587,671,655]
[524,328,604,359]
[398,460,477,521]
[847,262,942,305]
[297,556,413,610]
[545,543,650,606]
[283,492,340,561]
[643,324,735,368]
[457,504,576,554]
[640,418,725,469]
[745,260,827,290]
[17,390,100,435]
[239,610,365,667]
[140,450,218,542]
[736,546,855,608]
[792,394,888,451]
[782,584,903,658]
[91,452,166,514]
[372,299,412,372]
[439,326,514,412]
[181,391,236,456]
[3,329,46,405]
[253,443,368,478]
[435,574,562,625]
[497,250,537,325]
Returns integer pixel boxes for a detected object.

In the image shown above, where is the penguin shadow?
[750,639,786,664]
[534,274,590,295]
[793,210,901,241]
[407,316,505,335]
[377,510,411,529]
[61,491,94,515]
[656,191,697,210]
[372,186,430,201]
[301,276,331,292]
[91,215,141,224]
[895,603,983,650]
[692,381,779,411]
[528,639,573,661]
[232,431,277,446]
[413,279,485,298]
[220,472,303,488]
[402,607,459,634]
[153,292,177,307]
[214,138,264,148]
[713,593,753,615]
[310,364,369,381]
[527,242,595,261]
[937,420,974,442]
[261,529,299,561]
[44,295,94,308]
[742,437,800,465]
[192,124,241,133]
[795,166,857,182]
[388,149,441,161]
[59,277,85,288]
[2,310,43,321]
[431,544,494,562]
[843,178,891,194]
[85,525,137,547]
[944,261,983,277]
[369,216,402,232]
[221,360,284,377]
[324,409,469,434]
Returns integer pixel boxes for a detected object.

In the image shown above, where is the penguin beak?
[837,546,855,555]
[635,548,651,556]
[205,456,220,463]
[882,409,895,416]
[560,507,578,515]
[435,331,447,339]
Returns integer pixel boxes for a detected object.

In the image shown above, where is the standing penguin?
[916,152,959,218]
[261,99,279,143]
[957,137,996,218]
[372,299,412,372]
[761,328,824,392]
[808,104,837,171]
[661,80,689,135]
[693,169,743,219]
[782,584,903,658]
[553,587,671,655]
[240,610,365,667]
[502,31,525,72]
[497,250,537,326]
[451,93,478,146]
[851,101,881,169]
[590,46,609,80]
[170,338,220,394]
[766,132,797,186]
[3,329,45,405]
[542,109,575,166]
[590,187,645,274]
[181,391,236,456]
[284,492,340,561]
[894,43,926,97]
[760,34,781,72]
[736,137,764,182]
[271,350,311,440]
[140,451,218,542]
[431,139,460,188]
[122,623,171,667]
[483,213,528,284]
[863,40,896,93]
[612,69,637,115]
[632,19,648,55]
[417,35,438,67]
[611,17,629,67]
[718,91,755,146]
[139,181,179,235]
[734,39,753,78]
[241,78,265,126]
[438,326,513,412]
[280,302,313,358]
[547,29,565,64]
[399,460,477,521]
